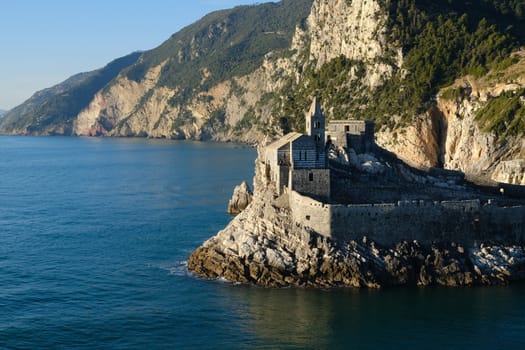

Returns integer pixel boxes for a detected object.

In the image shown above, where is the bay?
[0,136,524,349]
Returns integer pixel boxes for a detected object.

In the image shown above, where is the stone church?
[264,97,374,200]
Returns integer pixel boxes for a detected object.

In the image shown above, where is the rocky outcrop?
[190,231,525,288]
[377,55,525,183]
[188,151,525,288]
[437,66,525,182]
[492,160,525,185]
[376,109,445,169]
[227,181,253,215]
[306,0,400,87]
[74,63,171,136]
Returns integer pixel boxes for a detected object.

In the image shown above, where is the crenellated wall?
[289,191,525,246]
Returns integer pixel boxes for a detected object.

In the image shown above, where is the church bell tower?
[305,96,325,147]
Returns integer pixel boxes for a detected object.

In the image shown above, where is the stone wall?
[326,120,374,153]
[290,168,331,200]
[290,190,331,236]
[289,191,525,246]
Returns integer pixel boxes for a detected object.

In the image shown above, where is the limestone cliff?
[69,1,316,142]
[73,55,290,142]
[74,63,172,137]
[376,109,444,169]
[3,0,525,186]
[307,0,400,87]
[375,52,525,184]
[438,55,525,184]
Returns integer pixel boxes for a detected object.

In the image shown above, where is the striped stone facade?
[264,98,330,198]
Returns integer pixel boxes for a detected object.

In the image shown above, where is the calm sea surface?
[0,136,524,349]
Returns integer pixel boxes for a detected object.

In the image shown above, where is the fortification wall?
[289,191,525,246]
[290,190,331,236]
[290,169,331,199]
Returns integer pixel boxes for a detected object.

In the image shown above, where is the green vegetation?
[173,109,196,129]
[276,0,522,133]
[440,86,468,101]
[476,89,525,139]
[275,56,369,132]
[125,0,313,103]
[234,107,257,134]
[202,108,229,137]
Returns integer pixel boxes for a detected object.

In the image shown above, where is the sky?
[0,0,263,110]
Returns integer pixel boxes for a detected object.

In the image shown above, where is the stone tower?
[305,96,325,147]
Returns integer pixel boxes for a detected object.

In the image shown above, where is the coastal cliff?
[1,0,524,183]
[188,149,525,288]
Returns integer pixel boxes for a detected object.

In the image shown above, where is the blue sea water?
[0,136,524,349]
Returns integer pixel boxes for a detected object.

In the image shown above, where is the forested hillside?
[0,0,523,183]
[276,0,523,131]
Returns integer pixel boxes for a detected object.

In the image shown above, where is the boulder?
[227,181,253,215]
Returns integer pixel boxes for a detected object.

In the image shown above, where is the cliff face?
[439,57,525,183]
[2,0,524,184]
[307,0,399,87]
[73,62,175,137]
[73,55,289,142]
[376,53,525,183]
[376,109,445,169]
[0,52,141,135]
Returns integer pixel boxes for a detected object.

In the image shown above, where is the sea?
[1,136,524,349]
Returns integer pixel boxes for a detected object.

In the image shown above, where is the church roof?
[265,132,304,151]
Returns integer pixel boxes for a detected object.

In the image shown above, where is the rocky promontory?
[188,150,525,288]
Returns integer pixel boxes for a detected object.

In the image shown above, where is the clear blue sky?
[0,0,263,110]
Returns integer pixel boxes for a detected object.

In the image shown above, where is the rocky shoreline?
[188,154,525,288]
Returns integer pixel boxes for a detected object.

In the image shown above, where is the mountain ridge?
[0,0,524,184]
[0,52,142,135]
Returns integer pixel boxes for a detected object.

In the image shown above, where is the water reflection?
[217,286,338,348]
[217,284,525,349]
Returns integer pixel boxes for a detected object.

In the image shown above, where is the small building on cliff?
[264,97,375,199]
[326,119,375,153]
[264,97,330,199]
